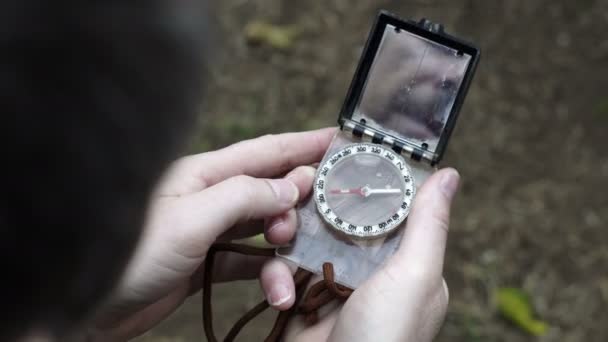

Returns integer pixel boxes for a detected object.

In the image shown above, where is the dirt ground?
[135,1,608,341]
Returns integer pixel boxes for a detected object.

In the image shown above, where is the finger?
[197,128,334,187]
[329,171,459,342]
[265,208,297,245]
[392,167,460,281]
[219,166,317,243]
[157,128,336,196]
[260,258,296,311]
[165,175,300,258]
[283,271,343,340]
[264,166,317,245]
[285,165,317,199]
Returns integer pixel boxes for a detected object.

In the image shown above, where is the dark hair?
[0,0,208,339]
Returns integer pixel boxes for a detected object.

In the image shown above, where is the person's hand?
[89,128,336,341]
[283,168,460,342]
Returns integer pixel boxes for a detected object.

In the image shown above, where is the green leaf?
[244,21,300,50]
[496,287,548,336]
[234,233,274,248]
[594,99,608,122]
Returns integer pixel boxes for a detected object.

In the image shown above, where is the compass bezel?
[313,143,416,239]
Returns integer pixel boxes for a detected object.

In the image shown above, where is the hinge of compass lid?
[341,120,435,164]
[414,18,445,34]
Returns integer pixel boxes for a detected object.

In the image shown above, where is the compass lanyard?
[202,243,353,342]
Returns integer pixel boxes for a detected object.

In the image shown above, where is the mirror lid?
[338,10,480,165]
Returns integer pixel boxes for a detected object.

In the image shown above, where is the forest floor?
[136,1,608,341]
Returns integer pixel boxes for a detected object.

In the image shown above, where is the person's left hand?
[282,167,459,342]
[89,128,336,341]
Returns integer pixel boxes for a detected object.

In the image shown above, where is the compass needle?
[366,188,402,196]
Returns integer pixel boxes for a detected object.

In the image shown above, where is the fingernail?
[267,283,291,306]
[269,179,299,205]
[439,169,460,201]
[267,216,285,234]
[285,166,316,183]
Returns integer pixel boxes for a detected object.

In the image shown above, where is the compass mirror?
[341,13,480,164]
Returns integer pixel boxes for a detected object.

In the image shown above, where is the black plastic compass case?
[277,11,480,289]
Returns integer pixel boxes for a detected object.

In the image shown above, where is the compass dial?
[314,143,415,239]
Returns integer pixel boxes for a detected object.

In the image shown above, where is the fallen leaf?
[496,287,549,336]
[244,21,300,50]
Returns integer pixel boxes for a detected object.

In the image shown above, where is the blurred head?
[0,0,208,339]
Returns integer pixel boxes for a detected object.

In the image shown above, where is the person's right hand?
[283,167,461,342]
[87,128,336,341]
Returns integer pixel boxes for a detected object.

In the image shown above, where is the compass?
[277,11,479,289]
[314,143,415,239]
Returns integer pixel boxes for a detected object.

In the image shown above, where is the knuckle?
[224,175,278,220]
[226,174,254,188]
[311,130,326,156]
[260,133,276,141]
[226,175,258,211]
[275,136,293,171]
[260,133,280,151]
[262,133,294,172]
[287,165,314,182]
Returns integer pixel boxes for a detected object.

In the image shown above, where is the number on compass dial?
[314,143,416,239]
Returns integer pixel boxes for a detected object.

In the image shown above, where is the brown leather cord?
[263,268,313,341]
[224,300,269,341]
[298,263,354,325]
[224,268,313,342]
[322,263,354,298]
[203,243,275,342]
[202,243,353,341]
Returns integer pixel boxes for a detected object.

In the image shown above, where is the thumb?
[390,167,460,283]
[329,168,460,342]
